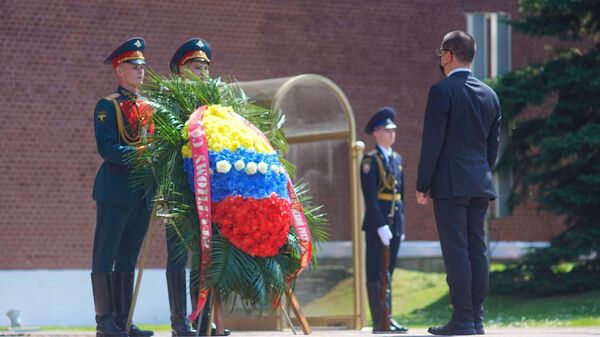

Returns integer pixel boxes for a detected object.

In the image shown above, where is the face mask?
[438,51,449,77]
[438,64,446,77]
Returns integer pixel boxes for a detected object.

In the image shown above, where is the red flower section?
[212,195,292,257]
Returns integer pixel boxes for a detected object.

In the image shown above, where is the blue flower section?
[183,157,195,194]
[210,148,289,202]
[182,148,289,202]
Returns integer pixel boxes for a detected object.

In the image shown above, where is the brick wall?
[0,0,567,269]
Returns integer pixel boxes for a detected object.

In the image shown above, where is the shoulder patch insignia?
[97,111,107,123]
[362,157,372,174]
[363,162,371,174]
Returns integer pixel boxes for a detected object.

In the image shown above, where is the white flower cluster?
[216,160,232,173]
[212,159,285,176]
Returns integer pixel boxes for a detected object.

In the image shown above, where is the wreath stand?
[130,194,313,336]
[207,285,312,336]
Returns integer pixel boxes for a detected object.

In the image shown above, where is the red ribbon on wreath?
[187,105,213,322]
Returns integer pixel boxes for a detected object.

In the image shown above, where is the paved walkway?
[1,327,600,337]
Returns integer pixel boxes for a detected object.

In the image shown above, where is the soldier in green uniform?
[360,107,408,334]
[163,38,230,337]
[170,38,212,78]
[91,37,154,337]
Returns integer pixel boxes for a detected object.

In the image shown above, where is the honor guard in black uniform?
[91,37,154,337]
[360,107,408,334]
[165,38,230,337]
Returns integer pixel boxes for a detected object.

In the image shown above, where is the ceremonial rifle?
[379,181,397,332]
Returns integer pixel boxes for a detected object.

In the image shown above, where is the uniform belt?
[377,192,401,201]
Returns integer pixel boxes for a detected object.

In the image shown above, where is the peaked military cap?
[170,38,212,73]
[103,37,146,68]
[365,106,397,134]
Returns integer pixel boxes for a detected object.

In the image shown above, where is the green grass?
[3,268,598,330]
[303,268,600,327]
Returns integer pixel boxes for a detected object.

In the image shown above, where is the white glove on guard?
[377,225,393,246]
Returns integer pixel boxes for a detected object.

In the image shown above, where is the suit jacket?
[92,86,151,207]
[360,146,405,236]
[417,71,501,199]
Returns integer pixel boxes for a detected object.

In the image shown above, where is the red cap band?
[112,50,145,68]
[178,50,209,67]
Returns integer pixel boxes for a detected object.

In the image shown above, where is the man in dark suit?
[164,38,230,337]
[361,107,408,334]
[416,31,501,336]
[91,37,154,337]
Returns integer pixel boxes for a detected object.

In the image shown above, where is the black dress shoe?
[171,325,197,337]
[373,324,408,334]
[127,324,154,337]
[428,321,477,335]
[197,327,230,336]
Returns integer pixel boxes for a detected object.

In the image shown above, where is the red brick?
[0,0,576,269]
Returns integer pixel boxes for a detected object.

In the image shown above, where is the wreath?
[129,73,328,314]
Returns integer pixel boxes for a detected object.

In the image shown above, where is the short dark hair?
[442,31,476,63]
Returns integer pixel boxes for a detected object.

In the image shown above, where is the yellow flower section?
[181,121,192,158]
[181,105,274,158]
[204,105,273,153]
[181,143,192,158]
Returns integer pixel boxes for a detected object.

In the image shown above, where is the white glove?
[377,225,393,246]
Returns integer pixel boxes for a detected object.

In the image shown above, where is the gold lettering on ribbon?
[187,106,213,322]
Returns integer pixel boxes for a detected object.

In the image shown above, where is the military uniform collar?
[376,144,392,159]
[117,86,139,99]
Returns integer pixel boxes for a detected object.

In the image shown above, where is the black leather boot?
[167,271,197,337]
[112,272,154,337]
[387,284,408,333]
[91,273,127,337]
[368,281,407,334]
[367,282,383,333]
[191,288,230,336]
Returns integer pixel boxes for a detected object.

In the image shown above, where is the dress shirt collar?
[448,67,471,77]
[377,144,392,160]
